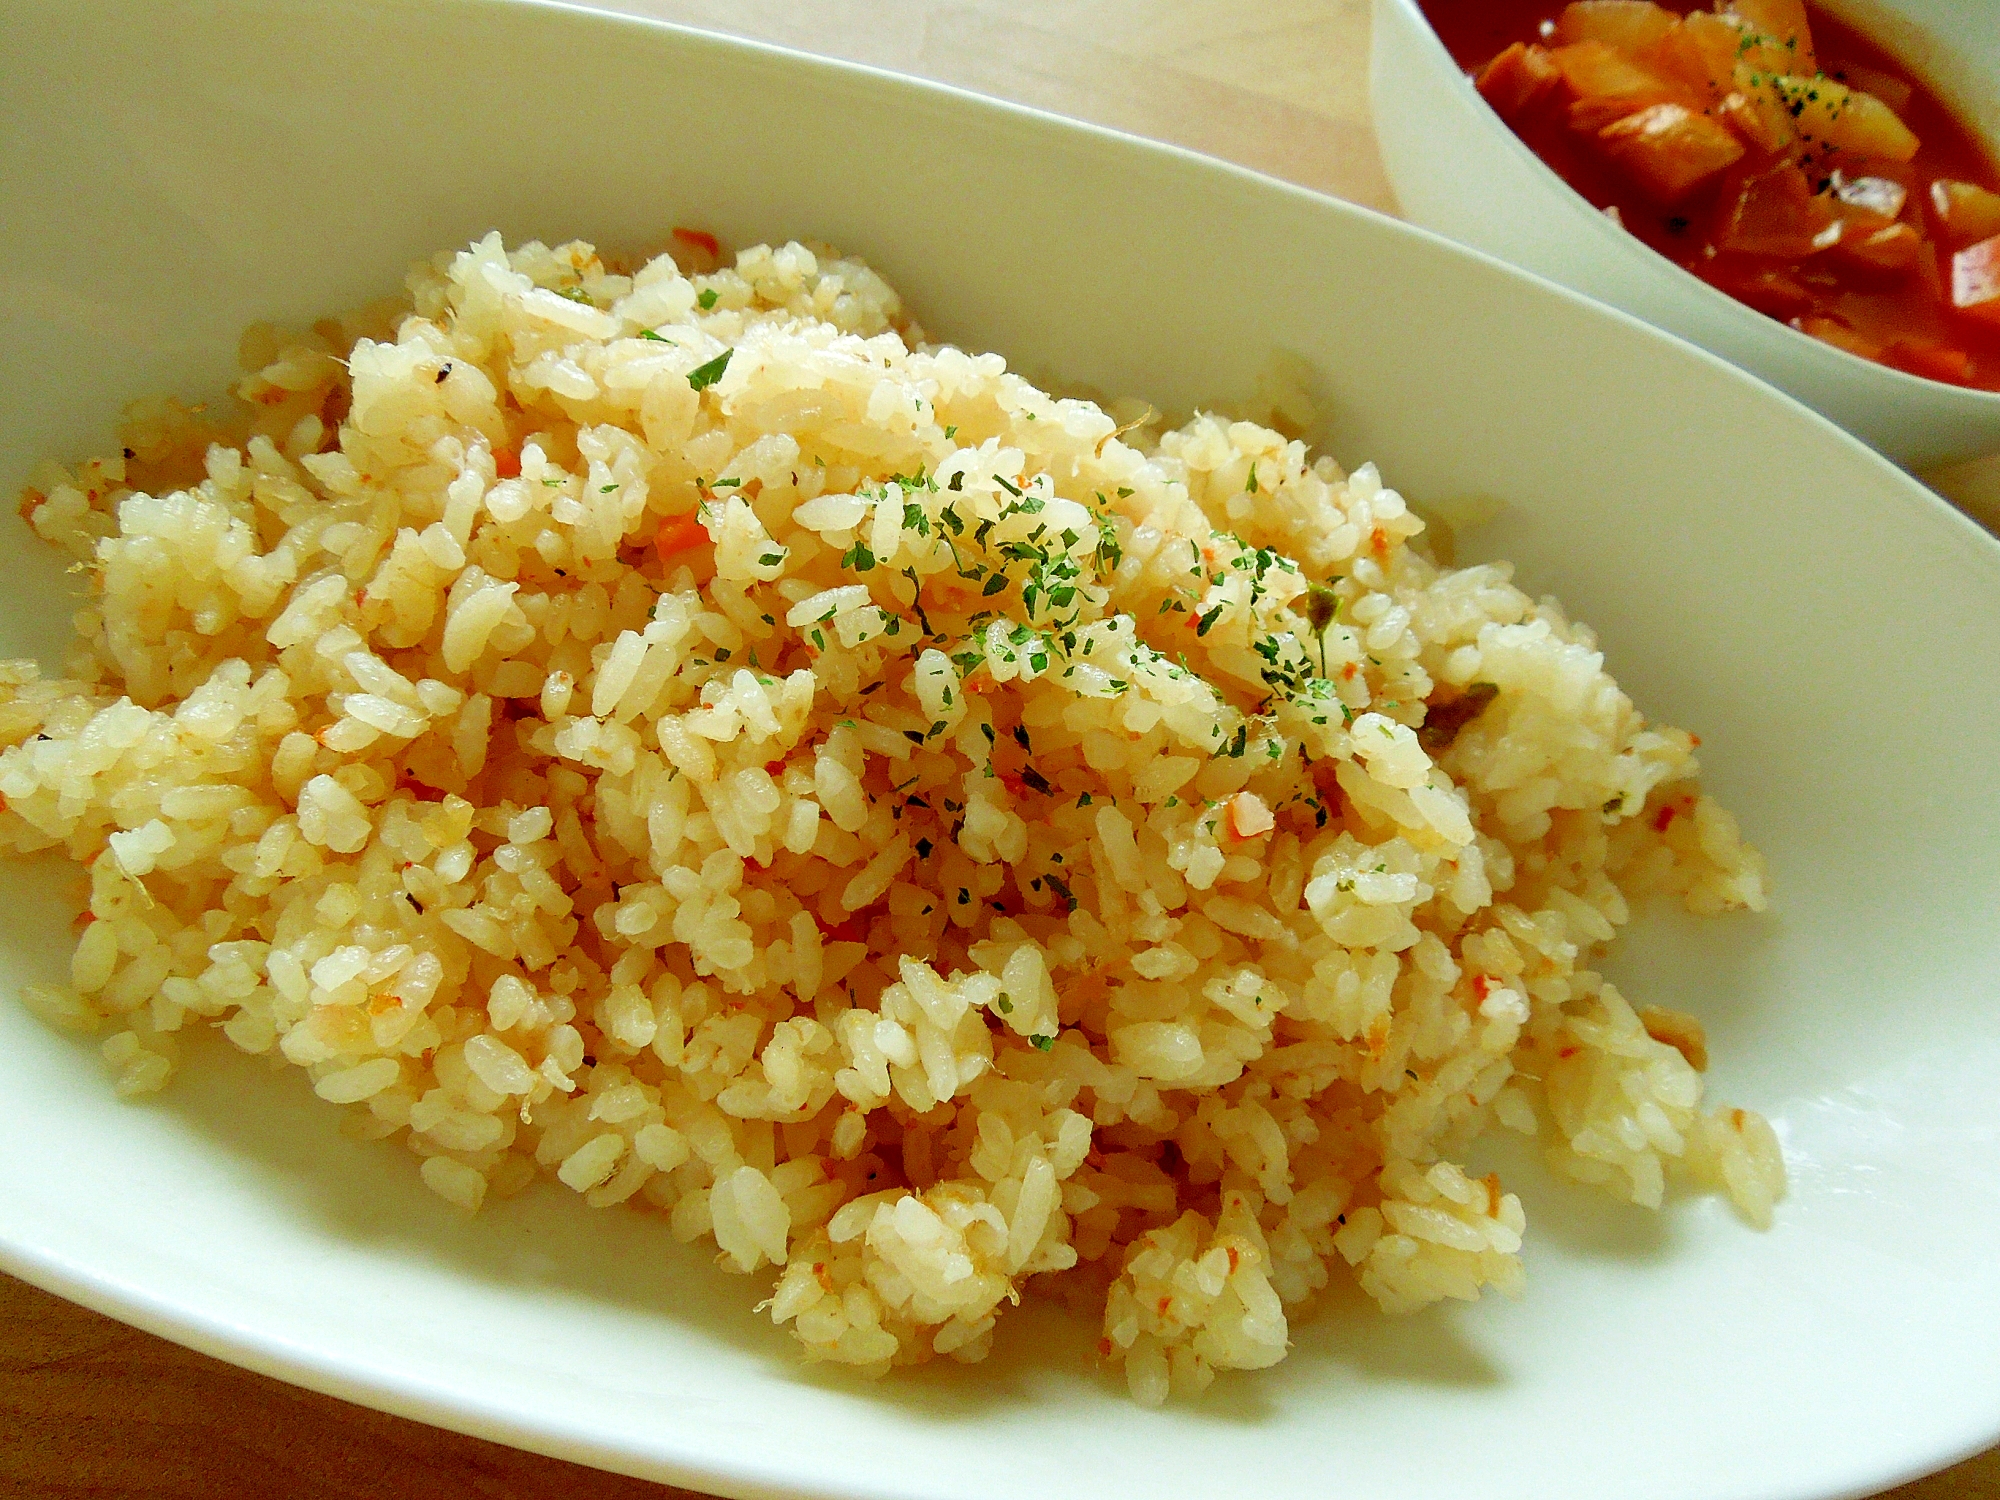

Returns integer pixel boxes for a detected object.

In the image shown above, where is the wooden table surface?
[5,2,1997,1496]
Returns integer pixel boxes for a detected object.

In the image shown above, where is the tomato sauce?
[1421,0,2000,391]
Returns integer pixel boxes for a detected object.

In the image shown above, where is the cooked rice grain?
[1,232,1781,1403]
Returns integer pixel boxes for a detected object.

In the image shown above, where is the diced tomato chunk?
[1725,0,1817,75]
[655,512,711,561]
[1568,95,1648,132]
[1831,171,1909,227]
[1660,12,1746,97]
[1885,340,1975,383]
[1718,82,1795,153]
[1701,263,1814,319]
[1834,221,1923,275]
[1595,103,1745,205]
[1767,75,1918,161]
[1476,42,1563,116]
[1549,40,1690,109]
[1951,235,2000,328]
[1553,1,1677,52]
[1713,164,1838,257]
[1793,315,1884,360]
[1930,181,2000,248]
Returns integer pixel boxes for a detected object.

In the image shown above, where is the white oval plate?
[3,3,2000,1498]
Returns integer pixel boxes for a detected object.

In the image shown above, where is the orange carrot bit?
[998,770,1033,800]
[1226,791,1275,840]
[655,512,711,562]
[492,446,520,479]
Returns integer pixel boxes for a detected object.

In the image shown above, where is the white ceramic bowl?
[6,3,2000,1499]
[1371,0,2000,471]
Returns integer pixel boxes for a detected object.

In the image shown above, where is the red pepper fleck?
[1310,758,1344,809]
[819,911,874,944]
[1652,804,1678,833]
[673,226,721,258]
[1340,662,1358,681]
[1225,1245,1241,1273]
[1557,1045,1580,1059]
[492,446,520,479]
[998,770,1032,799]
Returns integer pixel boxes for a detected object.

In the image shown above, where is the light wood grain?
[4,1,1994,1496]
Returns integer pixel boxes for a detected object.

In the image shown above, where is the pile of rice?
[0,231,1783,1403]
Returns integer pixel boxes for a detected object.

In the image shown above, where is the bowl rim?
[5,1,2000,1497]
[1374,0,2000,415]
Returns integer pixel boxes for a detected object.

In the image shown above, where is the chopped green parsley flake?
[687,348,733,390]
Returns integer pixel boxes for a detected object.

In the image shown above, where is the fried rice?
[0,231,1783,1403]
